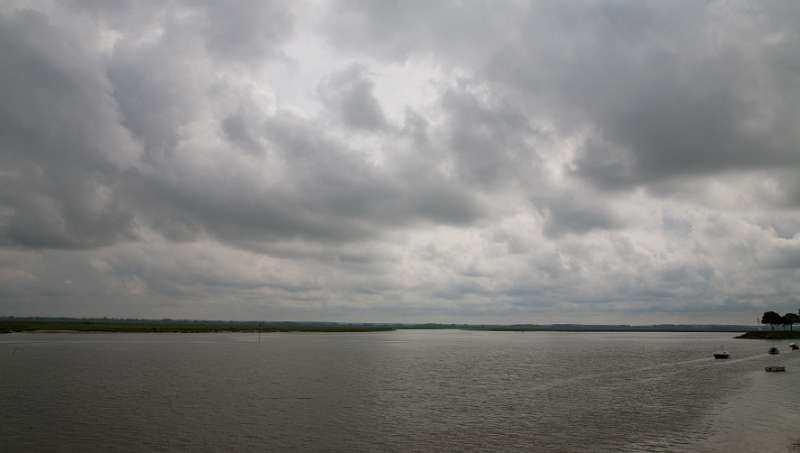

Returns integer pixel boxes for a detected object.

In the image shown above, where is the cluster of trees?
[761,310,800,331]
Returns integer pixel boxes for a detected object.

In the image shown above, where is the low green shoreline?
[736,331,800,340]
[0,319,395,334]
[1,318,761,334]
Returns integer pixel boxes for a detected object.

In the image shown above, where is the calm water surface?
[2,331,799,452]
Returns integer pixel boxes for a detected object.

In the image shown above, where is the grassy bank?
[736,331,800,340]
[1,318,763,334]
[0,318,395,334]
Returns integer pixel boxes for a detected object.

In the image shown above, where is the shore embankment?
[736,331,800,339]
[0,319,395,334]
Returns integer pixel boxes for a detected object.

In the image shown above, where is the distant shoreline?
[1,317,760,334]
[736,331,800,340]
[0,319,395,334]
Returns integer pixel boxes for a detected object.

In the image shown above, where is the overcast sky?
[2,1,800,323]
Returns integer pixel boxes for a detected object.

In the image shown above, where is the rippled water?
[1,331,799,452]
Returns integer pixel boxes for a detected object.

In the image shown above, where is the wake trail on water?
[529,350,799,393]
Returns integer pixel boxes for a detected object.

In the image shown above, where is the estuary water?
[1,330,799,452]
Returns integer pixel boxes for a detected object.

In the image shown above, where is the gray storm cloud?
[2,1,800,322]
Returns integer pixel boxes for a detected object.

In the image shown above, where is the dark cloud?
[319,64,388,131]
[67,0,295,61]
[108,37,194,162]
[221,111,264,153]
[196,0,294,61]
[441,85,539,187]
[765,244,800,269]
[0,10,139,249]
[538,194,623,238]
[502,1,800,190]
[0,3,481,255]
[326,1,800,192]
[100,4,482,248]
[122,109,484,249]
[324,0,520,62]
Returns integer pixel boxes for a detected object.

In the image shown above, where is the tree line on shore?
[761,310,800,331]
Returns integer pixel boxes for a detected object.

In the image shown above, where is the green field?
[0,318,395,334]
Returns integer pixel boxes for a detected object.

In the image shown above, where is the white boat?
[765,366,786,372]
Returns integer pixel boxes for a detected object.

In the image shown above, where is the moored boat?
[790,343,799,350]
[713,351,730,359]
[768,347,780,355]
[765,365,786,372]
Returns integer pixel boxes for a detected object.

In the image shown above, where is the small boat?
[713,351,730,359]
[790,343,799,351]
[768,347,780,355]
[765,366,786,372]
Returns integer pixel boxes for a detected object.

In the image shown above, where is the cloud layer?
[2,1,800,323]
